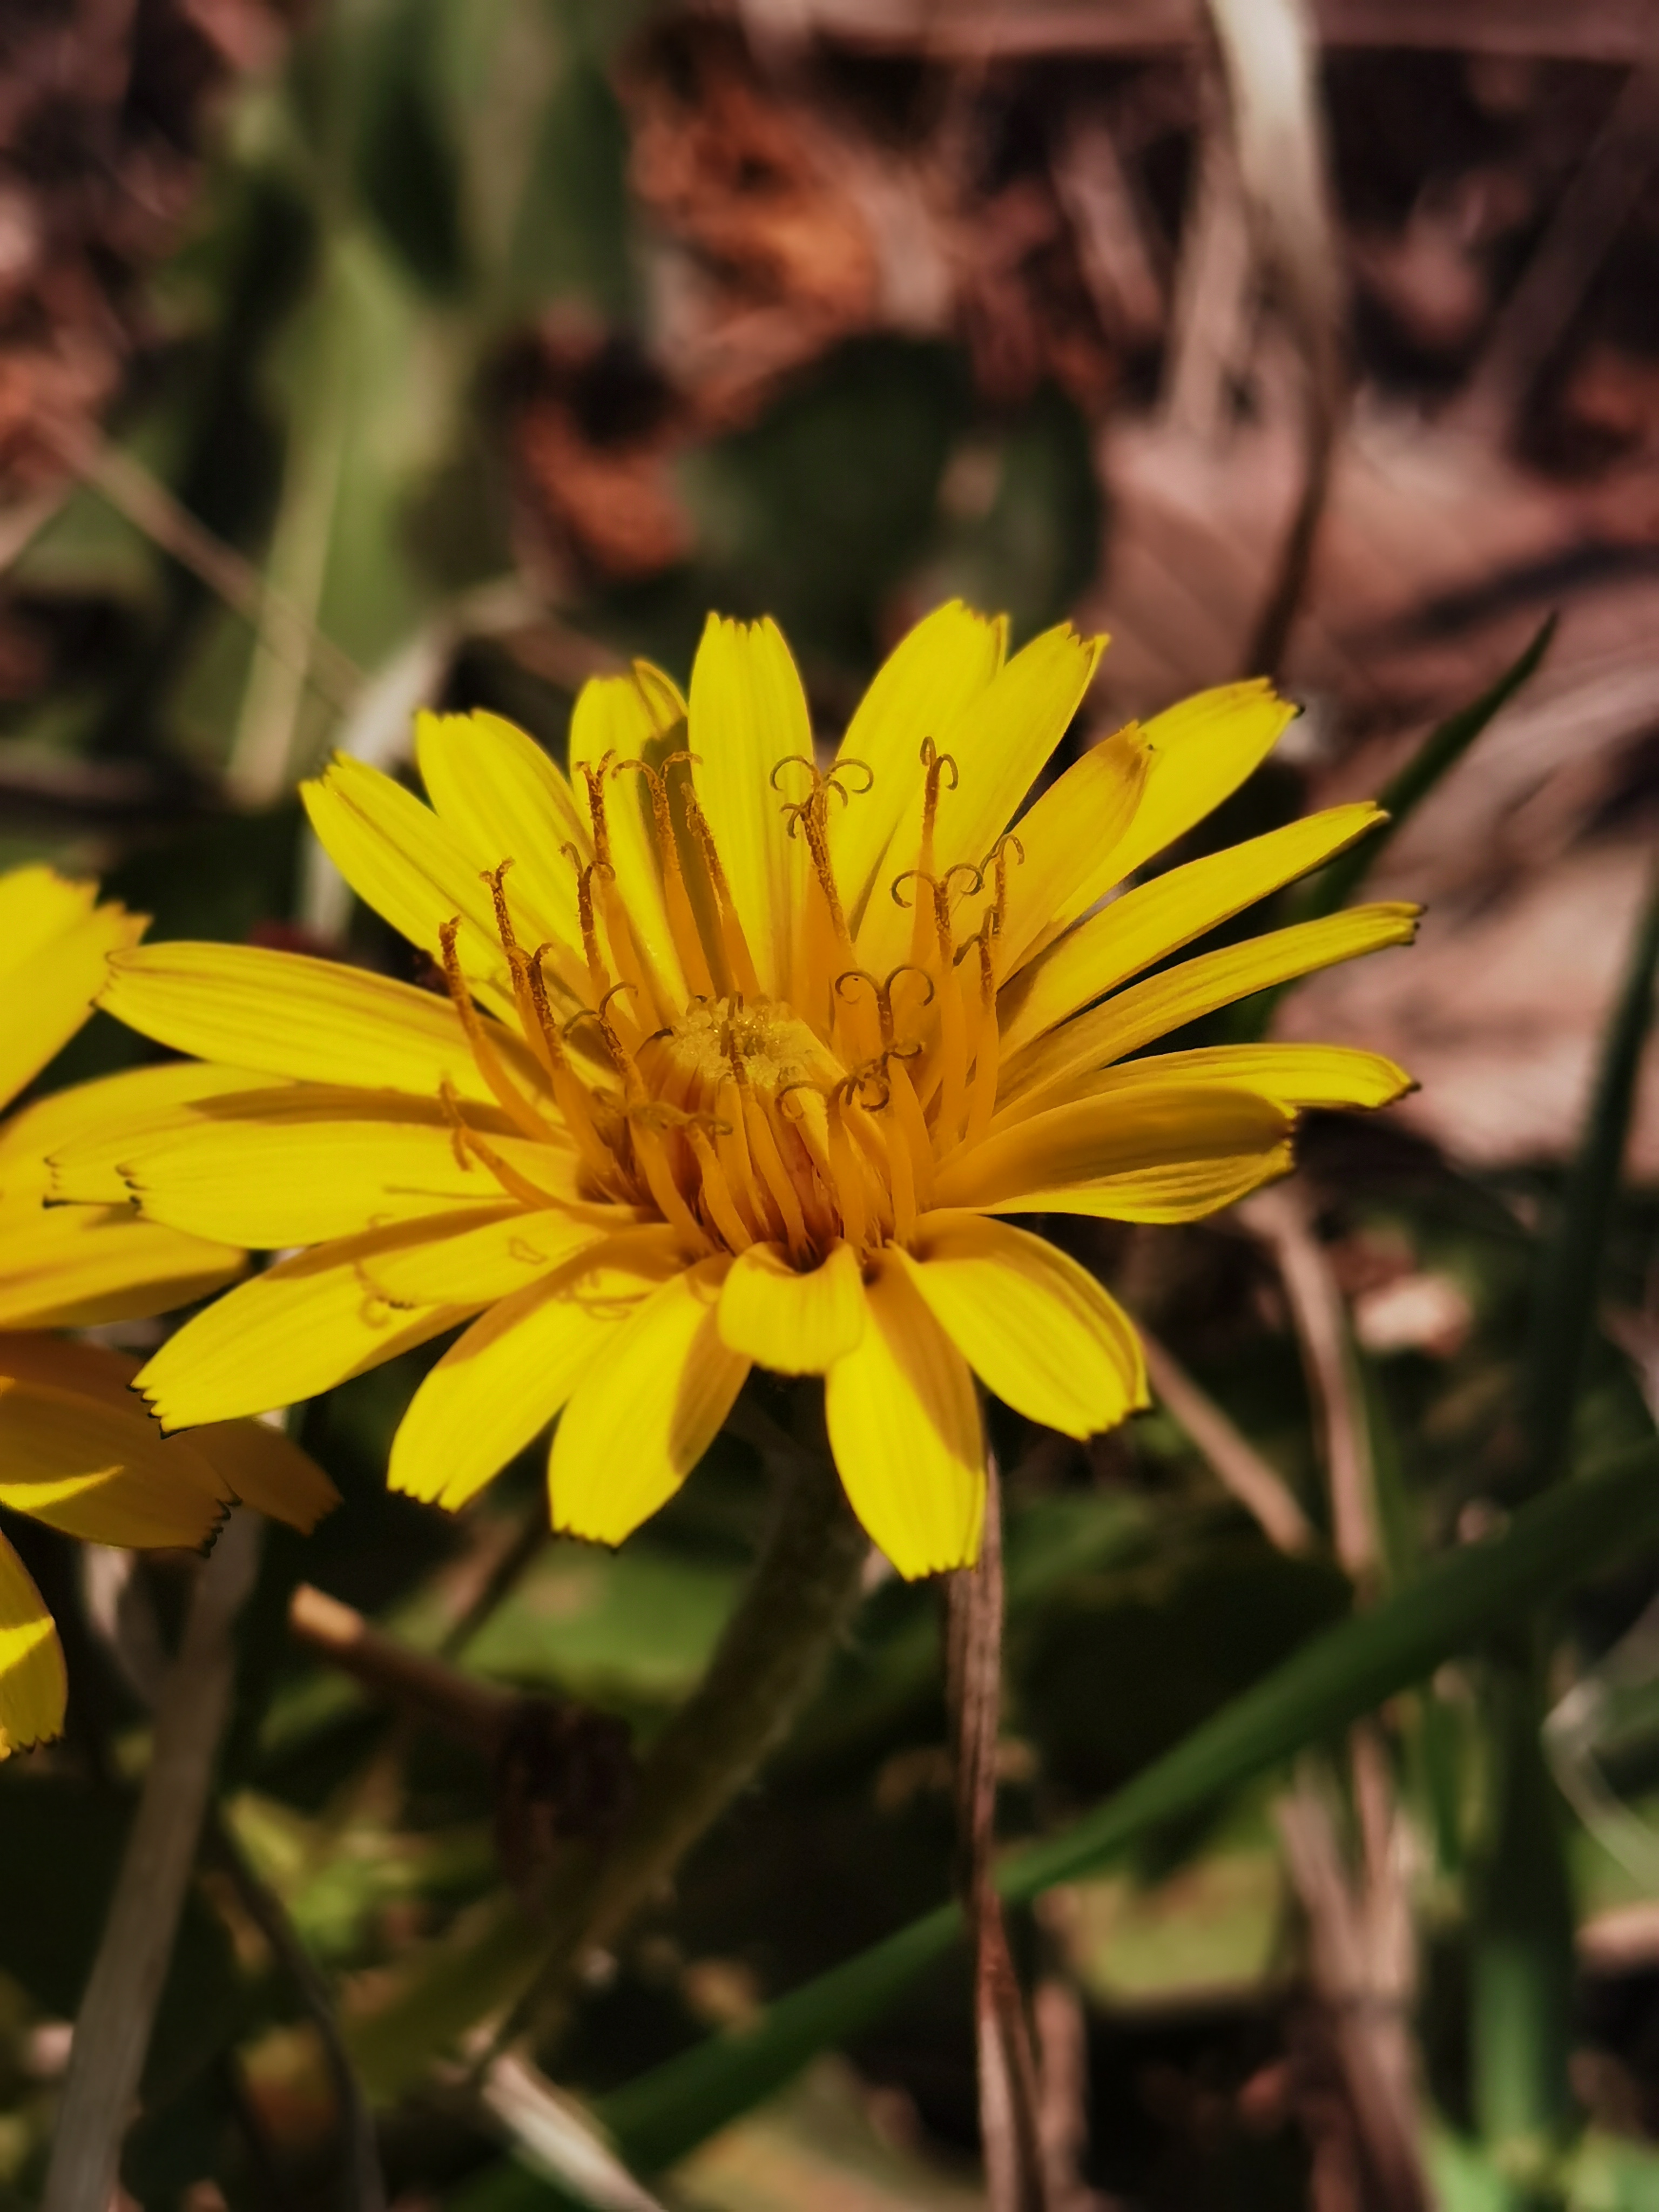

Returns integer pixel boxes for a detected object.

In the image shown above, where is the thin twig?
[1137,1321,1316,1554]
[947,1450,1048,2212]
[1033,1979,1115,2212]
[1276,1767,1428,2211]
[1158,85,1255,445]
[288,1582,516,1752]
[1457,48,1659,439]
[208,1811,386,2212]
[473,2051,670,2212]
[441,1503,552,1662]
[1244,1189,1430,2204]
[42,423,361,713]
[43,1510,264,2212]
[1240,1184,1375,1582]
[1204,0,1347,679]
[0,483,68,574]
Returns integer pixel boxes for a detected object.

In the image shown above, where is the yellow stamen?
[577,756,616,877]
[680,784,763,1002]
[962,914,1002,1150]
[838,1090,896,1240]
[480,854,553,1044]
[885,1052,935,1211]
[893,869,975,1144]
[876,1090,917,1242]
[908,738,956,970]
[562,843,613,1011]
[686,1122,755,1253]
[592,982,648,1103]
[820,1091,869,1249]
[516,946,623,1191]
[437,1079,568,1211]
[713,1075,770,1242]
[437,919,557,1144]
[613,756,716,998]
[981,831,1024,987]
[732,1057,808,1258]
[625,1103,714,1253]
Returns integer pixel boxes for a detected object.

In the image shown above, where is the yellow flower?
[0,866,338,1755]
[58,605,1414,1579]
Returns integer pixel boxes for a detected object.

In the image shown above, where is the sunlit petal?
[825,1252,984,1579]
[717,1239,865,1373]
[549,1256,747,1545]
[0,1531,64,1758]
[901,1213,1146,1438]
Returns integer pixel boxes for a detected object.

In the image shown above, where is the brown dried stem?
[947,1450,1049,2212]
[42,1512,264,2212]
[1137,1320,1316,1554]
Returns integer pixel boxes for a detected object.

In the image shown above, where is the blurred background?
[3,0,1659,2206]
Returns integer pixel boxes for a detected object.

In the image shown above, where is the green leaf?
[1521,869,1659,1493]
[1227,616,1558,1046]
[598,1444,1659,2179]
[1293,612,1557,928]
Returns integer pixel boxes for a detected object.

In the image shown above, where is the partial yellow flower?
[0,866,250,1331]
[56,605,1415,1579]
[0,865,338,1755]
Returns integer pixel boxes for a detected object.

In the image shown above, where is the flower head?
[61,605,1415,1578]
[0,865,338,1755]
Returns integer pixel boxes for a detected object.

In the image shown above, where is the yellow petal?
[549,1255,747,1545]
[192,1417,339,1532]
[134,1221,498,1428]
[937,1081,1293,1212]
[854,621,1103,975]
[100,942,541,1105]
[568,663,692,1005]
[0,864,99,975]
[998,904,1421,1120]
[0,1333,337,1533]
[1106,679,1298,885]
[899,1215,1146,1439]
[0,1341,226,1547]
[992,723,1150,973]
[416,707,591,973]
[824,1251,984,1579]
[829,602,1008,938]
[392,1230,684,1510]
[717,1239,865,1373]
[301,756,522,1017]
[64,1088,576,1247]
[0,868,145,1109]
[687,615,811,999]
[980,1151,1292,1223]
[0,1195,244,1332]
[999,804,1387,1062]
[363,1204,630,1305]
[1054,1043,1415,1116]
[0,1530,64,1757]
[1,1060,292,1205]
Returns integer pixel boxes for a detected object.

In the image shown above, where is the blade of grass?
[1519,866,1659,1495]
[1296,613,1557,927]
[1231,613,1556,1045]
[1468,866,1659,2203]
[592,1443,1659,2182]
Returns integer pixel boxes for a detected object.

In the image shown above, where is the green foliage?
[8,6,1659,2206]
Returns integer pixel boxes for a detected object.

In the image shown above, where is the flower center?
[436,738,1015,1268]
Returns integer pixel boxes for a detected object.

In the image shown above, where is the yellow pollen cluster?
[434,740,1016,1272]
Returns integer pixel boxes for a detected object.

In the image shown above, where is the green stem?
[512,1415,870,2032]
[1471,1655,1577,2212]
[350,1411,869,2097]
